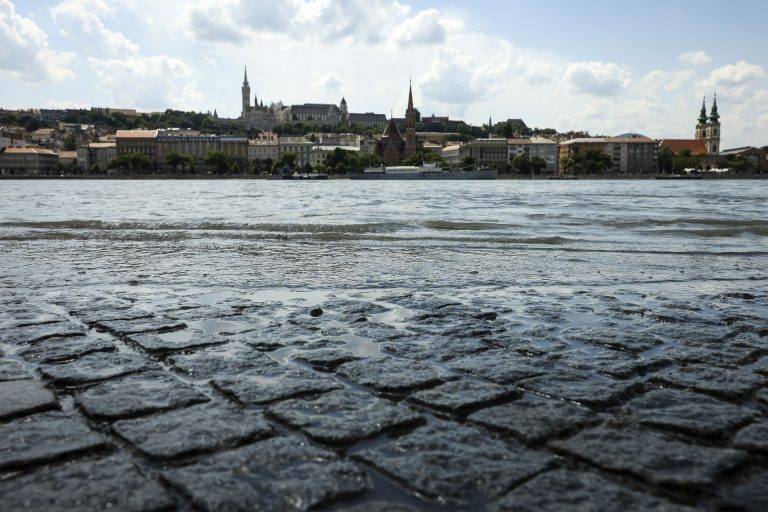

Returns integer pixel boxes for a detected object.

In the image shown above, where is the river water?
[0,179,766,294]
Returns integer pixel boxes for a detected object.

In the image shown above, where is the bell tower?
[241,66,251,118]
[405,81,416,159]
[694,94,721,155]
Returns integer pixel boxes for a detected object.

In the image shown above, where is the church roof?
[659,139,708,155]
[382,119,403,140]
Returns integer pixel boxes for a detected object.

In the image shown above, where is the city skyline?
[2,0,767,149]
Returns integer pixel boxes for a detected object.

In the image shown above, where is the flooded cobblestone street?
[1,180,767,510]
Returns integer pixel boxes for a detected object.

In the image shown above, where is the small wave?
[602,218,768,229]
[0,220,410,234]
[422,220,507,231]
[648,227,768,237]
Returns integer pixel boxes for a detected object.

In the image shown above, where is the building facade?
[459,138,508,168]
[559,136,657,175]
[115,130,158,161]
[77,142,116,172]
[240,67,276,131]
[0,147,58,174]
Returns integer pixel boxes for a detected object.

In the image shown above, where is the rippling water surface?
[1,178,767,302]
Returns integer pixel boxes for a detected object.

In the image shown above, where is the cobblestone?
[551,425,747,488]
[0,411,107,471]
[268,390,423,445]
[125,329,227,354]
[0,379,58,420]
[39,351,158,385]
[77,371,210,419]
[337,357,455,393]
[733,422,768,452]
[489,469,692,512]
[17,335,117,363]
[408,379,519,414]
[468,396,598,444]
[651,364,767,399]
[623,388,756,437]
[164,436,371,511]
[0,358,32,380]
[113,403,273,458]
[357,422,553,505]
[0,455,175,511]
[0,321,85,345]
[519,369,645,407]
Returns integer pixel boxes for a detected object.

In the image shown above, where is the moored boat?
[348,163,497,180]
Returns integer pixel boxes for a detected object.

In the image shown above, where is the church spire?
[698,96,707,124]
[407,79,414,111]
[709,92,720,122]
[243,66,249,85]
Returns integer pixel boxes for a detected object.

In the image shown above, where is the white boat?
[348,163,497,180]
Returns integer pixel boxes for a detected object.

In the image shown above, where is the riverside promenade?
[1,285,767,511]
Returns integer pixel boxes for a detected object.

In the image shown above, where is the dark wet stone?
[380,337,489,362]
[162,305,239,320]
[322,298,389,316]
[337,357,455,393]
[164,436,371,511]
[490,469,692,512]
[563,327,663,354]
[751,356,768,376]
[168,343,276,379]
[1,315,67,330]
[0,321,85,345]
[291,348,361,371]
[125,329,226,354]
[214,366,343,405]
[0,411,107,471]
[72,308,153,325]
[0,358,32,381]
[0,455,175,511]
[268,390,423,445]
[447,349,549,384]
[758,389,768,405]
[356,422,553,504]
[719,470,768,511]
[520,370,644,407]
[651,364,767,399]
[553,346,657,379]
[623,388,755,437]
[92,318,186,335]
[734,422,768,452]
[409,379,519,414]
[468,397,597,444]
[336,502,419,512]
[17,335,117,364]
[0,379,58,420]
[77,371,209,419]
[551,425,746,488]
[658,343,759,368]
[39,351,158,385]
[310,306,324,317]
[113,403,273,459]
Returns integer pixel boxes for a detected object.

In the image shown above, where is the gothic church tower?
[695,94,721,155]
[405,81,417,159]
[241,67,251,118]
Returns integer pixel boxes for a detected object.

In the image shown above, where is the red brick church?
[375,82,417,165]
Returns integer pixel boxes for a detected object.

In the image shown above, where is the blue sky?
[2,0,767,148]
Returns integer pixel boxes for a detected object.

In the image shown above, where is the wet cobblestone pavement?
[1,278,767,511]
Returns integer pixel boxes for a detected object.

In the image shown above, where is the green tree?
[231,161,241,174]
[165,152,192,172]
[658,145,673,174]
[108,153,152,174]
[511,154,532,175]
[90,163,101,175]
[672,149,697,173]
[461,155,475,169]
[204,151,228,174]
[271,152,297,174]
[63,133,77,151]
[530,156,547,175]
[584,150,612,174]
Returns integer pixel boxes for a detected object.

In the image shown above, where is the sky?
[1,0,767,148]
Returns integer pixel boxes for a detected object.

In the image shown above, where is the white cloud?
[678,50,712,66]
[88,55,198,109]
[310,71,344,95]
[189,4,247,44]
[392,8,462,47]
[564,61,631,97]
[50,0,139,57]
[704,60,765,89]
[0,0,75,81]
